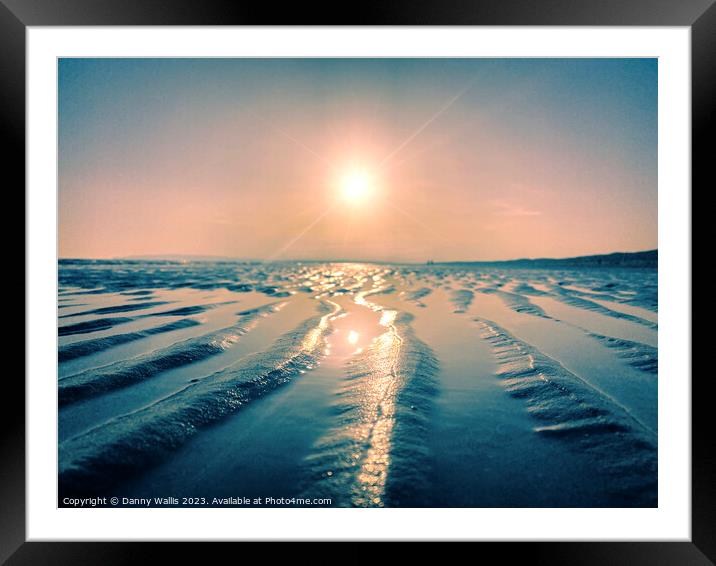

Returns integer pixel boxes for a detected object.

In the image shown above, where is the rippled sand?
[58,260,657,507]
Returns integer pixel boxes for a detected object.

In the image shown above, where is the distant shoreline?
[433,249,657,269]
[59,249,657,269]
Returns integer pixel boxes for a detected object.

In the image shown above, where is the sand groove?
[475,317,657,506]
[59,302,338,496]
[59,302,285,406]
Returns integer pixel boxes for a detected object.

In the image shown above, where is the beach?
[58,259,657,507]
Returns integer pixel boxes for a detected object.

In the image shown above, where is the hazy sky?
[59,58,657,262]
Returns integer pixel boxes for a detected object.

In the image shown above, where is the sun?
[341,171,372,203]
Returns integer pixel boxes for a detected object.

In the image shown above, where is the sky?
[58,58,657,262]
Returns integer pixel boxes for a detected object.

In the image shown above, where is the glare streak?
[376,80,476,172]
[261,117,337,171]
[264,204,336,262]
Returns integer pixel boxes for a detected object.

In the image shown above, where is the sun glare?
[341,171,372,203]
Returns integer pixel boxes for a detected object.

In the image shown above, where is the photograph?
[57,57,658,509]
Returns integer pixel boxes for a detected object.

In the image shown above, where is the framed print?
[6,0,711,562]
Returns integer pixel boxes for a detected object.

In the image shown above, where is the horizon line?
[58,248,658,265]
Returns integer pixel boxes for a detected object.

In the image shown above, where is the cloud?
[490,199,542,217]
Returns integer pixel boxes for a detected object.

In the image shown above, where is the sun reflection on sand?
[348,306,402,507]
[347,330,359,345]
[261,263,412,506]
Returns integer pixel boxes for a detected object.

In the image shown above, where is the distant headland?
[433,249,657,269]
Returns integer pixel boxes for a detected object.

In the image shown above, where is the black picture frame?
[5,0,709,562]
